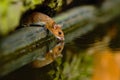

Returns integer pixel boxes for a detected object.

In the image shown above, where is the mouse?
[21,12,64,40]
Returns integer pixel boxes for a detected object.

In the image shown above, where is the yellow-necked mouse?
[22,12,64,40]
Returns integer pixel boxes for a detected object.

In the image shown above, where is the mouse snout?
[61,37,64,41]
[56,37,64,41]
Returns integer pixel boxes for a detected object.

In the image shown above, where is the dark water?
[1,20,120,80]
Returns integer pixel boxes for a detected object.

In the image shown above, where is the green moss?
[48,0,63,11]
[0,0,44,36]
[0,0,63,36]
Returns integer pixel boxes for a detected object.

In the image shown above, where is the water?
[1,20,120,80]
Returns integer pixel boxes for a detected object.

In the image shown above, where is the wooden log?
[0,6,96,56]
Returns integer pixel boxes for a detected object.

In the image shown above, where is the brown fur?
[22,12,64,40]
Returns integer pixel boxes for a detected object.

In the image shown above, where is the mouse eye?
[58,47,61,51]
[58,31,62,35]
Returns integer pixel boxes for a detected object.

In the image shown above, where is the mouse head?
[49,42,64,58]
[51,24,64,40]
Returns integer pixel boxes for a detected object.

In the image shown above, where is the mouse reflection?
[32,42,64,68]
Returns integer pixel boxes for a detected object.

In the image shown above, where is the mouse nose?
[56,36,65,41]
[60,37,64,41]
[62,37,65,40]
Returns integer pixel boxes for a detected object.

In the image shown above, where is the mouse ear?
[53,24,57,29]
[57,24,62,28]
[53,24,62,29]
